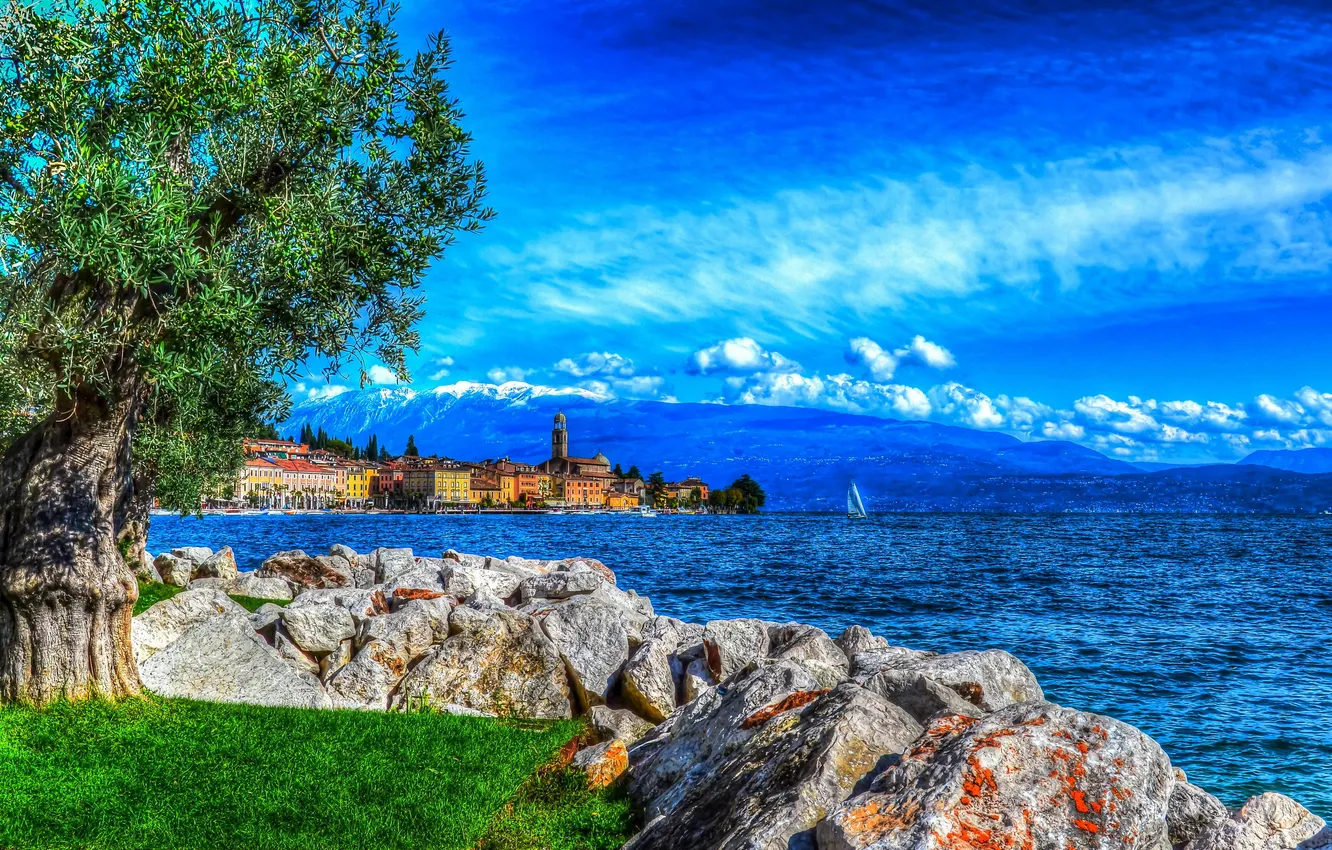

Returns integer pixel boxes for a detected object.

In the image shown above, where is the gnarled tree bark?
[0,377,144,704]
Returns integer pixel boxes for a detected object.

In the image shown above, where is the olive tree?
[0,0,490,704]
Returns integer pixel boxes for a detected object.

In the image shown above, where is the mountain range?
[283,382,1332,513]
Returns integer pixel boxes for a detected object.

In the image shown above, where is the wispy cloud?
[490,133,1332,336]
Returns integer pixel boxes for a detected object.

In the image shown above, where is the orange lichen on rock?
[392,588,445,601]
[840,798,923,838]
[740,689,829,729]
[580,741,629,790]
[1072,819,1101,834]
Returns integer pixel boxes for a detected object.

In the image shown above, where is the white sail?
[847,481,867,518]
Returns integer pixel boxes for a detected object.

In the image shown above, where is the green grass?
[133,581,290,615]
[477,767,636,850]
[0,697,591,850]
[133,581,183,614]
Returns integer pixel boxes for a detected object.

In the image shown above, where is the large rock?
[818,702,1174,850]
[274,624,320,676]
[139,614,331,709]
[682,656,715,703]
[905,649,1044,711]
[837,625,890,658]
[516,570,606,604]
[285,588,389,625]
[131,588,250,664]
[356,597,451,657]
[382,565,448,596]
[443,563,522,600]
[863,669,982,726]
[371,547,416,583]
[702,618,770,683]
[257,550,351,589]
[329,544,358,563]
[574,740,630,791]
[230,571,295,602]
[154,553,194,587]
[588,705,658,746]
[850,646,937,679]
[171,546,213,564]
[1186,793,1330,850]
[280,605,356,653]
[327,639,412,710]
[628,659,827,819]
[539,595,633,710]
[627,683,922,850]
[1169,781,1230,847]
[392,608,572,719]
[769,623,850,687]
[621,638,677,723]
[192,546,238,581]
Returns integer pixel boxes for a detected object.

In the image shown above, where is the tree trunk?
[116,470,155,581]
[0,380,143,705]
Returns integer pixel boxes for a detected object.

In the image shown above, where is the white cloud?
[845,338,899,381]
[295,381,352,401]
[928,382,1005,429]
[494,133,1332,336]
[687,338,800,375]
[1072,395,1161,435]
[580,375,668,400]
[366,365,400,385]
[487,366,530,383]
[845,335,955,381]
[1295,386,1332,426]
[1254,393,1304,424]
[427,356,455,381]
[898,335,956,369]
[735,371,934,420]
[554,351,637,378]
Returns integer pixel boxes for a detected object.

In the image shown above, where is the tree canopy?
[0,0,492,504]
[709,474,766,513]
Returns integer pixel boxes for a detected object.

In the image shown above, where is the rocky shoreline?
[135,544,1329,850]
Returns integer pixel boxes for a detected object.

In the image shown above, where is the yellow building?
[345,466,377,506]
[402,464,473,505]
[605,491,639,510]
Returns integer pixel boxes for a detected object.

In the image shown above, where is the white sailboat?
[847,480,867,519]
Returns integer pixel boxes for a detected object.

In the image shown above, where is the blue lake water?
[148,512,1332,816]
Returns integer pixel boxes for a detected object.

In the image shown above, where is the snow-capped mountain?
[282,382,1332,511]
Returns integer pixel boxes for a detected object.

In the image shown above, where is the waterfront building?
[402,461,473,507]
[559,475,604,507]
[666,477,710,504]
[237,457,284,506]
[604,490,640,510]
[538,412,619,504]
[273,458,339,508]
[244,438,308,458]
[469,472,503,505]
[345,466,374,507]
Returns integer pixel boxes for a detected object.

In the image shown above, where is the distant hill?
[1239,447,1332,474]
[283,383,1332,513]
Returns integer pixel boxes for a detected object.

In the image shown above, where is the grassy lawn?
[133,580,290,615]
[0,697,634,850]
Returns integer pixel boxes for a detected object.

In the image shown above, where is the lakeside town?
[208,411,762,514]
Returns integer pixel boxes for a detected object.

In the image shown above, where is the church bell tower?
[552,411,568,459]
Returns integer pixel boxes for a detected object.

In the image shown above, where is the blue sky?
[303,0,1332,462]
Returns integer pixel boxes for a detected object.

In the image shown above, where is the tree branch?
[0,163,28,198]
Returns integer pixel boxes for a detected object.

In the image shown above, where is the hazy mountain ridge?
[285,384,1332,512]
